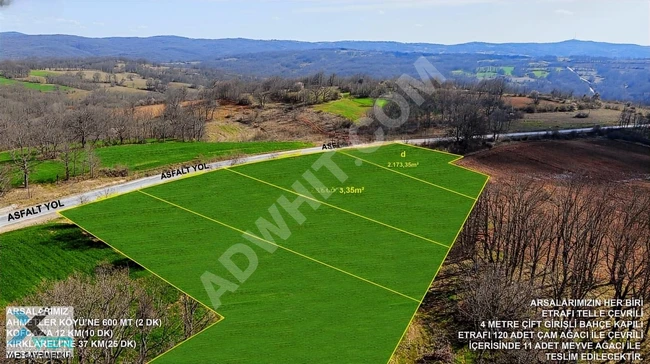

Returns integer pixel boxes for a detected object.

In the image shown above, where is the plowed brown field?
[457,139,650,184]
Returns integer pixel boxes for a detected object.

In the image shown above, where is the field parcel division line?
[137,189,420,303]
[396,142,491,179]
[57,142,488,363]
[56,211,224,319]
[57,212,227,364]
[224,167,450,249]
[337,150,478,201]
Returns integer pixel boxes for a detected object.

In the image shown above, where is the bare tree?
[7,118,37,196]
[530,90,541,106]
[0,164,12,197]
[22,266,181,364]
[67,108,95,148]
[85,144,101,178]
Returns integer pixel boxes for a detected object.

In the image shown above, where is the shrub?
[237,94,253,106]
[524,105,536,113]
[100,165,129,178]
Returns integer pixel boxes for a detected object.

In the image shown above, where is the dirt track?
[458,139,650,184]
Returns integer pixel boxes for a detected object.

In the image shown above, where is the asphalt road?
[0,126,626,230]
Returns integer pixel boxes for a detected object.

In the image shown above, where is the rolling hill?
[1,32,649,103]
[1,32,648,61]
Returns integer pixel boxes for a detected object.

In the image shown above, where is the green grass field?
[531,69,550,78]
[60,143,488,363]
[453,66,514,79]
[29,70,59,78]
[315,97,387,121]
[501,66,515,76]
[476,66,515,79]
[0,76,71,92]
[0,223,130,306]
[0,141,313,185]
[94,141,313,171]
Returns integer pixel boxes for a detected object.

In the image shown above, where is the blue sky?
[1,0,648,45]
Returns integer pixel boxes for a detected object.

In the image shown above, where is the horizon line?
[2,31,648,48]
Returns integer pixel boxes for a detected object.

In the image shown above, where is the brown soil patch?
[134,103,165,118]
[132,103,344,143]
[506,96,562,109]
[458,139,650,184]
[205,104,349,143]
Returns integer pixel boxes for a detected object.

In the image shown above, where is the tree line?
[0,85,207,196]
[363,78,522,151]
[447,179,650,362]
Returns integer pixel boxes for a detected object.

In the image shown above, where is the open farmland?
[59,143,487,363]
[513,108,622,131]
[314,97,387,121]
[0,76,72,92]
[0,223,128,306]
[0,141,313,185]
[458,139,650,183]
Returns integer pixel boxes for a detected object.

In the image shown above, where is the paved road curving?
[0,126,627,231]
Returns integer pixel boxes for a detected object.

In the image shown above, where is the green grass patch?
[351,97,386,107]
[477,72,498,79]
[94,141,313,171]
[0,223,138,306]
[315,97,386,121]
[501,66,515,76]
[475,66,514,78]
[0,76,71,92]
[60,143,487,363]
[530,69,550,78]
[0,141,313,185]
[451,70,475,77]
[29,70,58,77]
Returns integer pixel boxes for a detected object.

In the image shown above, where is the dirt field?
[510,108,621,132]
[506,96,562,109]
[458,139,650,184]
[134,102,349,143]
[393,137,650,363]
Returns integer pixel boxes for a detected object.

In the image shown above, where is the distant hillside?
[201,50,650,103]
[1,32,649,103]
[1,32,649,61]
